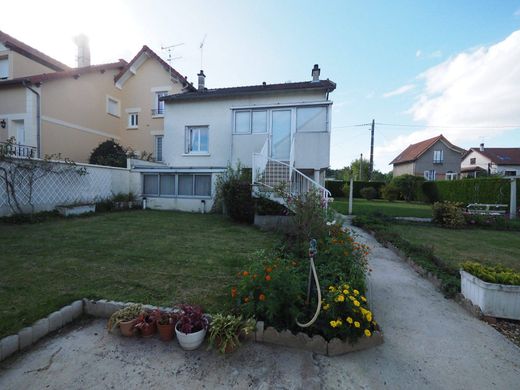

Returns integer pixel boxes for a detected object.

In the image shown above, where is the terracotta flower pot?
[157,323,175,341]
[119,318,137,337]
[139,322,157,338]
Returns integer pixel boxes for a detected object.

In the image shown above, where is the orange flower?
[259,293,266,301]
[231,287,237,298]
[265,266,273,273]
[265,275,271,281]
[243,271,249,277]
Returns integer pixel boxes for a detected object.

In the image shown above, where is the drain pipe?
[22,81,41,158]
[296,239,322,328]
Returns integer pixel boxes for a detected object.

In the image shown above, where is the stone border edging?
[1,298,385,361]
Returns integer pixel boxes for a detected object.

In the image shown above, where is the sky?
[3,0,520,172]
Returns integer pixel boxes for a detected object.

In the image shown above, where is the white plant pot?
[175,324,207,350]
[460,270,520,320]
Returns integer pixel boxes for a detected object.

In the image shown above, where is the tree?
[89,140,128,168]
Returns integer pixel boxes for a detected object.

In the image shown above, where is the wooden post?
[511,178,517,219]
[348,177,354,215]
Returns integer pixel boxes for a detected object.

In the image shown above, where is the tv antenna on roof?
[199,34,207,69]
[161,42,184,63]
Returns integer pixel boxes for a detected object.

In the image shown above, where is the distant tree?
[89,140,128,168]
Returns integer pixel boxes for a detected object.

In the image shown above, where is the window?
[143,174,159,195]
[433,150,443,164]
[106,97,120,117]
[296,106,327,132]
[424,170,436,181]
[233,110,267,134]
[470,158,476,165]
[154,135,163,162]
[0,57,8,80]
[185,126,209,154]
[153,91,168,116]
[128,113,138,128]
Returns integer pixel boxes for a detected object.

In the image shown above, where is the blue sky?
[3,1,520,171]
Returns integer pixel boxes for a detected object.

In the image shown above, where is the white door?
[271,110,291,160]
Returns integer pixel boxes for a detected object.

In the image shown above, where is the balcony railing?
[151,108,164,116]
[0,142,37,158]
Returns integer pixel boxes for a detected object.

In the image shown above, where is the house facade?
[136,65,336,212]
[461,144,520,177]
[390,134,465,181]
[0,31,194,162]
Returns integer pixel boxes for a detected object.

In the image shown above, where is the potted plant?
[157,310,179,341]
[175,304,209,350]
[107,304,143,336]
[134,309,160,337]
[208,314,256,354]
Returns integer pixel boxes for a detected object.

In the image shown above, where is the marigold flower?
[364,329,372,337]
[243,271,249,277]
[259,293,266,301]
[354,321,360,328]
[346,317,353,324]
[231,287,237,298]
[265,275,271,281]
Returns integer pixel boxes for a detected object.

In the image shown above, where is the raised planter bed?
[56,203,95,216]
[460,270,520,320]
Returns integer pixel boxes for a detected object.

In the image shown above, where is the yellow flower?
[353,289,359,296]
[323,303,330,311]
[361,296,367,302]
[354,300,360,307]
[354,321,360,328]
[364,329,372,337]
[346,317,353,324]
[335,294,345,302]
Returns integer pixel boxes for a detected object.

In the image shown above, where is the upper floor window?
[433,150,443,164]
[296,106,327,132]
[106,96,120,117]
[234,110,267,134]
[470,157,476,165]
[0,57,8,80]
[185,126,209,154]
[155,135,163,162]
[128,113,138,129]
[152,91,168,116]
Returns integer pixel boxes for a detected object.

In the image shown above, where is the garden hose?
[296,239,322,328]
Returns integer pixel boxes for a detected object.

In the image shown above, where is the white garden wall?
[0,158,141,216]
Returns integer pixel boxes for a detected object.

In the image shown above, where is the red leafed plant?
[176,304,209,334]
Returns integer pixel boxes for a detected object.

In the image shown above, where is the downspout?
[22,80,41,158]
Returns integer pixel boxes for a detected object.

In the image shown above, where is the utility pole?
[369,119,375,181]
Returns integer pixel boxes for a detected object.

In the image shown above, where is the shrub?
[325,180,346,198]
[381,184,400,201]
[214,163,254,223]
[462,261,520,285]
[359,187,378,200]
[391,175,425,201]
[432,201,465,228]
[89,140,128,168]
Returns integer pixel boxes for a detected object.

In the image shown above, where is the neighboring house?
[390,134,465,181]
[137,65,336,212]
[461,144,520,177]
[0,31,194,162]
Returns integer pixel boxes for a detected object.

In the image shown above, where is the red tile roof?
[390,134,465,165]
[469,147,520,165]
[0,61,127,88]
[0,30,70,71]
[114,45,195,91]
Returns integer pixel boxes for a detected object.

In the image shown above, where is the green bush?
[432,201,465,228]
[380,184,400,201]
[391,175,425,201]
[359,187,378,200]
[325,180,346,197]
[462,261,520,285]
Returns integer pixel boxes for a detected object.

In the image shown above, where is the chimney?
[480,143,485,152]
[311,64,320,82]
[197,70,206,91]
[73,34,90,67]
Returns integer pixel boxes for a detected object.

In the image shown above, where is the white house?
[134,65,336,212]
[461,144,520,178]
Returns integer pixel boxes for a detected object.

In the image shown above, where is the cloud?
[382,84,415,98]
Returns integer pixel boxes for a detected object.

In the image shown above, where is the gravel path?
[1,222,519,389]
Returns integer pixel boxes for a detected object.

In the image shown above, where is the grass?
[0,210,278,338]
[331,197,433,218]
[387,223,520,272]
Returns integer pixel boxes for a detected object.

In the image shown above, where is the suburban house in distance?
[390,134,465,181]
[136,65,336,212]
[461,144,520,177]
[0,30,194,162]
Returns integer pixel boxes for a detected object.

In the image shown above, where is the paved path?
[1,223,519,389]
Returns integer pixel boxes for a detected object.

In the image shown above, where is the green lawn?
[387,223,520,272]
[331,198,433,218]
[0,210,278,338]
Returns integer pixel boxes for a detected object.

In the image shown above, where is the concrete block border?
[254,321,384,356]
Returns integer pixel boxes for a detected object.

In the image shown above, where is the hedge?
[324,180,385,199]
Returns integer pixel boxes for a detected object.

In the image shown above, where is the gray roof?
[161,79,336,102]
